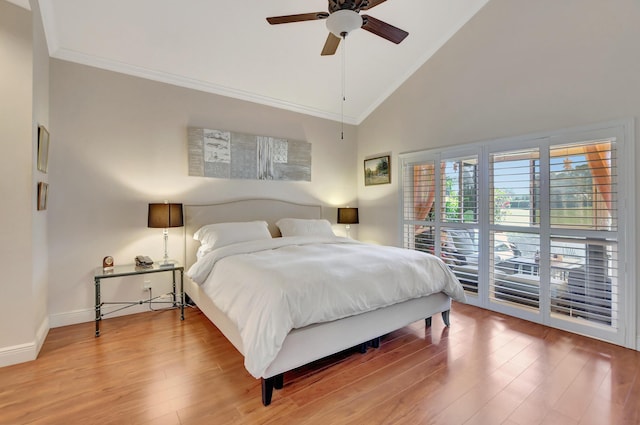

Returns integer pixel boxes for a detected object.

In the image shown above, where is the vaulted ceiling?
[34,0,489,124]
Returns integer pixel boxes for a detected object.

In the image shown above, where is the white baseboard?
[0,342,36,368]
[49,308,94,328]
[0,317,51,368]
[35,316,49,354]
[49,304,154,329]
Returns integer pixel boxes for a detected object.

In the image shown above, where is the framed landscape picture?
[364,155,391,186]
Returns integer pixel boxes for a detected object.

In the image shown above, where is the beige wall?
[48,60,358,325]
[357,0,639,343]
[0,0,35,366]
[31,0,50,355]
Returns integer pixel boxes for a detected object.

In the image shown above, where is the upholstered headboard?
[184,199,322,269]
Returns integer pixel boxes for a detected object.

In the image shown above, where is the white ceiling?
[37,0,489,124]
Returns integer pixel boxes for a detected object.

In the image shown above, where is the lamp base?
[159,229,176,267]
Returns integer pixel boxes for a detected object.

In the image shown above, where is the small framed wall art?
[37,182,48,211]
[37,125,50,173]
[364,155,391,186]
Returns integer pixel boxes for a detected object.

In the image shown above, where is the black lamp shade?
[337,207,359,224]
[148,203,184,228]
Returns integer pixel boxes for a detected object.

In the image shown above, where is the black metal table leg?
[94,277,101,337]
[180,269,184,320]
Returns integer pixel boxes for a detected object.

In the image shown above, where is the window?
[490,148,540,227]
[400,121,635,348]
[403,155,480,293]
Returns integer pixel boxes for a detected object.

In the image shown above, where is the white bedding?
[187,236,466,378]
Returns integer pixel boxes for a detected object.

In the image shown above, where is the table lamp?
[337,207,359,239]
[148,202,183,266]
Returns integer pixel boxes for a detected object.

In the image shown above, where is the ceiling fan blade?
[360,0,388,10]
[321,33,341,56]
[267,12,328,25]
[361,15,408,44]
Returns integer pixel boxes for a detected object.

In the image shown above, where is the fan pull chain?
[341,33,346,140]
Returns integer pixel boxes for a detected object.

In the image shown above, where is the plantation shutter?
[548,140,618,328]
[489,148,541,309]
[402,159,437,252]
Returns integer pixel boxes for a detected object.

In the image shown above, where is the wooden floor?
[1,303,639,425]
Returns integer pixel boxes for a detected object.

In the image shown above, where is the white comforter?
[187,236,465,378]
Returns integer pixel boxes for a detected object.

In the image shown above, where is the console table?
[93,263,184,336]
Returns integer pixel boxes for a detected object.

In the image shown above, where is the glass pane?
[550,237,618,327]
[408,225,435,254]
[549,140,617,231]
[491,231,540,309]
[442,227,480,294]
[490,149,540,226]
[403,161,436,222]
[441,157,479,223]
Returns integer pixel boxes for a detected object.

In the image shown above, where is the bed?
[183,199,465,406]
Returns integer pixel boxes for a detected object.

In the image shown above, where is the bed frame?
[183,198,452,406]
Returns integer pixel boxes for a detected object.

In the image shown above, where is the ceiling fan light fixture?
[326,9,363,37]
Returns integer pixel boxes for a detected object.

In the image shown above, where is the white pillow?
[194,221,272,252]
[276,218,335,237]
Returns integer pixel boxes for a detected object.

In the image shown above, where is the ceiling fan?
[266,0,409,56]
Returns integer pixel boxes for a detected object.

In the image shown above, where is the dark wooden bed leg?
[425,317,432,327]
[274,373,284,390]
[262,373,285,406]
[371,337,380,348]
[442,310,450,327]
[359,342,368,353]
[262,377,275,406]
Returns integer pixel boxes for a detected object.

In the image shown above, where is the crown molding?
[51,47,360,126]
[6,0,30,10]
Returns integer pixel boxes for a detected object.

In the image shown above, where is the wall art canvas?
[37,182,48,210]
[188,127,311,181]
[37,125,49,173]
